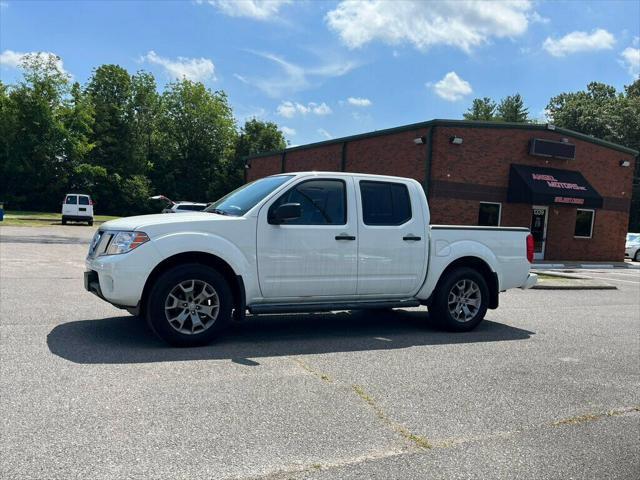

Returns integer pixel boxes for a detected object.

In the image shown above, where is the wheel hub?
[164,279,220,335]
[447,279,481,323]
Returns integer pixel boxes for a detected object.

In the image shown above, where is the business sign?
[507,164,603,208]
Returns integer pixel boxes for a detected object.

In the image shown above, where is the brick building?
[245,119,638,261]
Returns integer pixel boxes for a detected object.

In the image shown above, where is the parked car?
[625,233,640,261]
[86,172,537,347]
[62,193,94,225]
[149,195,207,213]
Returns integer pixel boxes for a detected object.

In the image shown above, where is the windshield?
[205,175,293,216]
[627,234,640,243]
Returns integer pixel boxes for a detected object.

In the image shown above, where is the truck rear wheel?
[146,263,233,347]
[431,267,489,332]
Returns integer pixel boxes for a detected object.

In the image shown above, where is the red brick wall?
[284,143,342,173]
[344,128,429,179]
[429,127,635,261]
[246,153,281,182]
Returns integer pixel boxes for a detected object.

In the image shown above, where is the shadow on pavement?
[47,309,534,365]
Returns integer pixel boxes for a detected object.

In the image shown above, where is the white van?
[62,194,94,225]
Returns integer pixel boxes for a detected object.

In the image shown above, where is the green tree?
[463,97,497,121]
[62,82,96,190]
[154,79,236,202]
[86,65,136,175]
[1,53,71,210]
[497,93,529,122]
[546,82,620,140]
[229,118,287,188]
[547,80,640,231]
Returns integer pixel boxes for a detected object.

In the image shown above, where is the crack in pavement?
[281,356,640,480]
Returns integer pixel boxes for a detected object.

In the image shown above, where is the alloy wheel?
[447,279,482,323]
[164,279,220,335]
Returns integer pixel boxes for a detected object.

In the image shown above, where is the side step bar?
[248,299,421,315]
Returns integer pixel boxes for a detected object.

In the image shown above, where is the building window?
[574,209,595,238]
[478,202,501,226]
[360,181,412,226]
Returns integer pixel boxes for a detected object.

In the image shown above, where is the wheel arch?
[428,256,499,309]
[140,251,246,320]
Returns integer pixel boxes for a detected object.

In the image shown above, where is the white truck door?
[355,179,427,296]
[62,195,78,217]
[78,195,93,217]
[257,177,358,298]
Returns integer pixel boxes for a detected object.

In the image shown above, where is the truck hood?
[101,212,233,231]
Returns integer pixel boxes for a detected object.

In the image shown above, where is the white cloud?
[430,71,472,101]
[317,128,333,139]
[202,0,291,21]
[141,50,215,81]
[326,0,533,53]
[543,29,615,57]
[0,50,68,75]
[277,101,332,118]
[529,11,550,24]
[238,50,357,97]
[347,96,372,107]
[281,126,296,136]
[620,46,640,77]
[0,1,8,8]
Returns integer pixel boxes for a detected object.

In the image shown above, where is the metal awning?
[507,164,603,208]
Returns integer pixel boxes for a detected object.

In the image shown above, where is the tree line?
[463,81,640,231]
[0,54,638,229]
[0,54,286,215]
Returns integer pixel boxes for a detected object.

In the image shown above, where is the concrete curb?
[532,284,617,290]
[533,262,640,270]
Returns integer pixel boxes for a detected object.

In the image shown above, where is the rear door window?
[65,195,77,205]
[360,181,412,226]
[78,196,90,205]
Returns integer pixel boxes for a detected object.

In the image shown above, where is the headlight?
[104,231,150,255]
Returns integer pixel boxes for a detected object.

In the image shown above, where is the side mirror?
[270,203,301,224]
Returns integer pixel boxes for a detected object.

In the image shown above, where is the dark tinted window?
[270,179,346,225]
[65,195,77,205]
[574,209,594,237]
[360,181,411,226]
[177,204,206,211]
[478,202,500,226]
[78,196,90,205]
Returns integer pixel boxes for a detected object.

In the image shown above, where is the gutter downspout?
[424,126,435,197]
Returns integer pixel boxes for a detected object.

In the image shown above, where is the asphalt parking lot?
[1,225,639,480]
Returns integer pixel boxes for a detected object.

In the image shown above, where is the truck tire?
[431,267,489,332]
[88,219,93,226]
[146,263,233,347]
[61,218,67,225]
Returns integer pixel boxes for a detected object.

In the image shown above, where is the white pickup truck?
[85,172,537,346]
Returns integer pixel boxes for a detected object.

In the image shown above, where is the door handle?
[403,235,422,241]
[335,234,356,241]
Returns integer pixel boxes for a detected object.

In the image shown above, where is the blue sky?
[1,0,639,146]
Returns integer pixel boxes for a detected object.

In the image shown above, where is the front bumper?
[84,270,104,299]
[85,242,161,307]
[520,273,538,289]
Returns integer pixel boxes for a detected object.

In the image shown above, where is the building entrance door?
[530,206,548,260]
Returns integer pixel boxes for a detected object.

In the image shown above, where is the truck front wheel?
[431,267,489,332]
[146,264,233,347]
